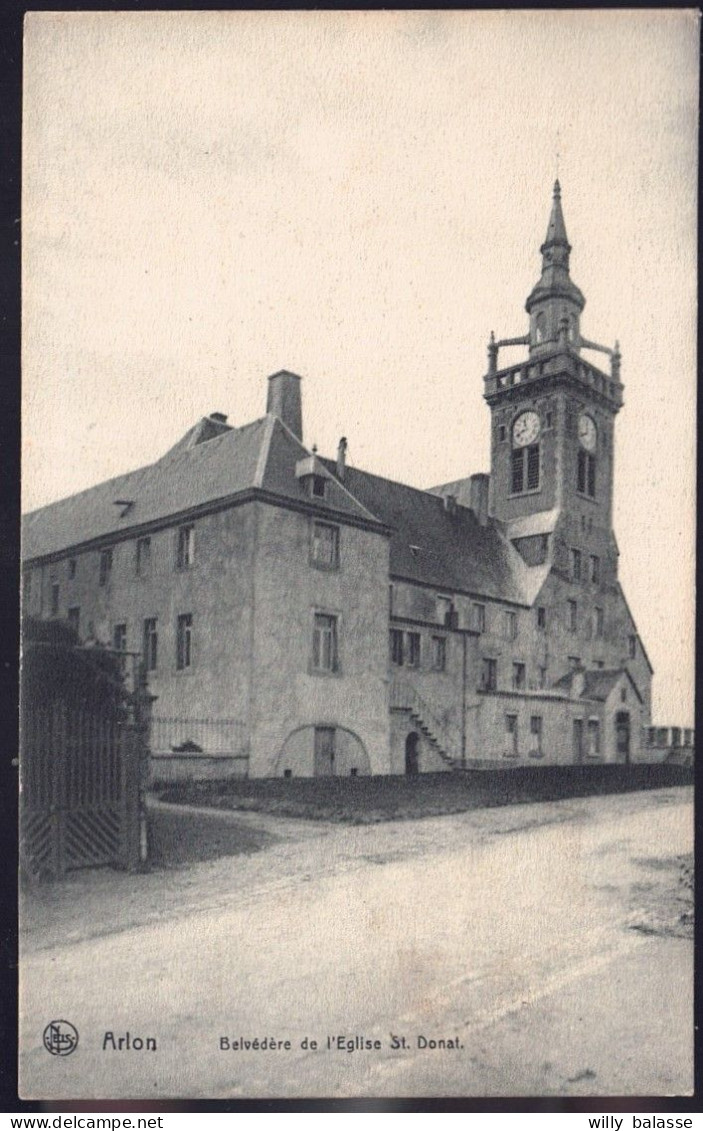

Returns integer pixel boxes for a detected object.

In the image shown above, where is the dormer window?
[295,455,332,501]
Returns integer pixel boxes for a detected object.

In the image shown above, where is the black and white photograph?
[19,10,696,1102]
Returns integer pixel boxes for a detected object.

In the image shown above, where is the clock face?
[512,411,541,448]
[578,413,597,452]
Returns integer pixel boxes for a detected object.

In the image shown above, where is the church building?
[22,184,656,777]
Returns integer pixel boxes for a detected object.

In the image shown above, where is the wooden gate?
[21,701,142,879]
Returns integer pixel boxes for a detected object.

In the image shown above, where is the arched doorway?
[405,732,420,775]
[615,712,631,764]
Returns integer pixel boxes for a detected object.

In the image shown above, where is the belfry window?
[577,451,596,498]
[511,444,540,494]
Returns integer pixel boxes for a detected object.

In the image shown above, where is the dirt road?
[20,788,693,1099]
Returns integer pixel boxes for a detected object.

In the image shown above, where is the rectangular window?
[136,536,152,576]
[67,606,80,634]
[176,613,193,670]
[568,655,581,670]
[530,715,543,754]
[511,448,524,494]
[590,555,600,584]
[578,451,596,498]
[594,606,604,638]
[538,665,547,689]
[312,475,327,499]
[512,444,541,495]
[143,618,158,672]
[588,455,596,497]
[176,525,195,570]
[498,425,506,442]
[311,521,340,569]
[503,610,518,641]
[313,613,338,673]
[536,606,546,630]
[568,599,578,632]
[389,584,394,615]
[505,713,518,754]
[406,632,421,669]
[390,628,404,666]
[437,595,454,627]
[472,603,486,633]
[50,583,60,618]
[648,727,657,747]
[628,634,637,659]
[526,443,540,490]
[431,636,446,672]
[481,657,497,691]
[671,727,681,748]
[99,548,113,587]
[512,662,526,690]
[587,719,601,756]
[571,548,582,581]
[68,558,77,580]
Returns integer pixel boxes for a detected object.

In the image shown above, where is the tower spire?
[525,181,585,353]
[542,179,569,252]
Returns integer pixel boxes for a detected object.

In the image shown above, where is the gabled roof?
[552,667,643,704]
[22,415,381,562]
[615,582,654,674]
[23,411,562,609]
[320,461,542,605]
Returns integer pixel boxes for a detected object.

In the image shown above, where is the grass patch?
[148,807,275,868]
[155,764,692,825]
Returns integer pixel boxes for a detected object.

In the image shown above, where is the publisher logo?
[43,1020,79,1056]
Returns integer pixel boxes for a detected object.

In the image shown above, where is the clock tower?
[483,181,623,582]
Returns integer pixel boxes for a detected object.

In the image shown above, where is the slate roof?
[22,415,380,561]
[320,461,545,606]
[23,410,548,608]
[552,667,643,704]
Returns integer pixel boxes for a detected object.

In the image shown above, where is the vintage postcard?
[19,10,697,1102]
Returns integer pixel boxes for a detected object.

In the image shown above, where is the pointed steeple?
[525,181,585,353]
[542,179,569,252]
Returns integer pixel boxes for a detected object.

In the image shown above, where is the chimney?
[209,412,228,423]
[336,437,347,480]
[266,370,303,441]
[469,473,489,526]
[443,493,457,516]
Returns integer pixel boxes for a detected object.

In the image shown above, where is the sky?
[22,10,698,724]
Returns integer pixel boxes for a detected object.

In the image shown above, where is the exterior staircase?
[390,678,462,770]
